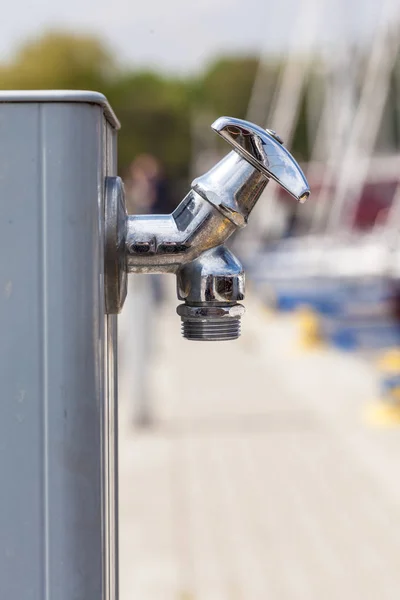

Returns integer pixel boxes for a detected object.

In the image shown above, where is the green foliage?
[0,31,113,90]
[0,30,325,184]
[197,56,259,118]
[292,91,309,162]
[0,31,193,181]
[108,72,192,180]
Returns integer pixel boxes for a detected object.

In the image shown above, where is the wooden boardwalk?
[118,281,400,600]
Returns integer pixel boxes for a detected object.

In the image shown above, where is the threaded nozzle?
[177,302,244,342]
[181,318,240,341]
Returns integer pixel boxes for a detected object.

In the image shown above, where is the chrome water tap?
[105,117,310,340]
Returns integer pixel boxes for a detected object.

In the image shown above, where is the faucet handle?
[211,116,310,203]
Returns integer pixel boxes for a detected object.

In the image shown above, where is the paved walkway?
[118,279,400,600]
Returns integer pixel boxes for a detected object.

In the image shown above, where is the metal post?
[0,91,120,600]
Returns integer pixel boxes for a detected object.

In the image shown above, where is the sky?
[0,0,393,74]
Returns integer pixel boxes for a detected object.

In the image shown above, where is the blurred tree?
[109,72,192,188]
[197,56,259,118]
[1,29,399,184]
[0,31,114,90]
[10,31,395,194]
[292,91,310,162]
[0,32,192,196]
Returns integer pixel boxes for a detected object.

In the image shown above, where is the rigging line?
[327,0,400,235]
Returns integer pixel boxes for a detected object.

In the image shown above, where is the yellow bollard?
[365,348,400,427]
[296,306,323,351]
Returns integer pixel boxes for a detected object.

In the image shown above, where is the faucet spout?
[192,151,269,228]
[176,245,245,341]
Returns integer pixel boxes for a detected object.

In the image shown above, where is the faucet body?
[125,150,269,274]
[126,189,236,274]
[125,152,269,340]
[105,117,310,340]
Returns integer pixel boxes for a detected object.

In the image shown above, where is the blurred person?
[125,153,170,216]
[125,154,170,305]
[122,154,170,426]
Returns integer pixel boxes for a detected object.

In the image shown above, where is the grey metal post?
[0,91,120,600]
